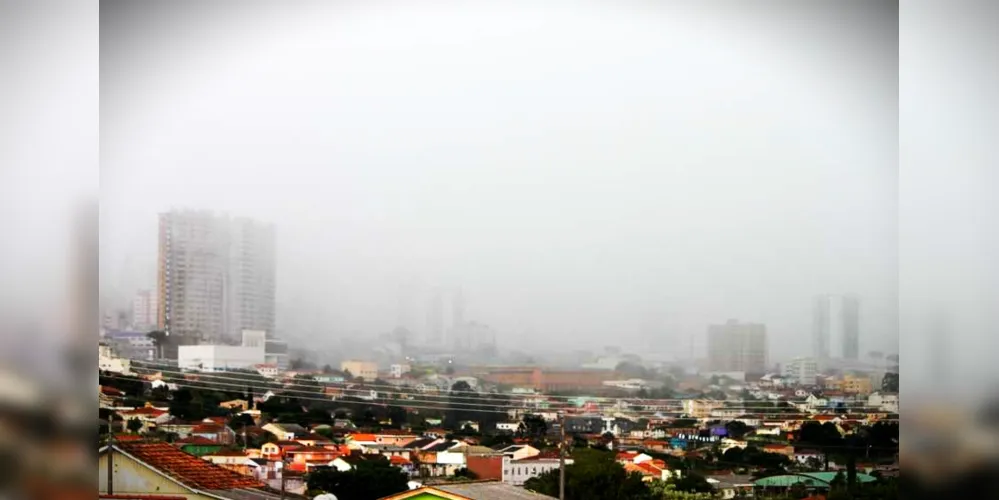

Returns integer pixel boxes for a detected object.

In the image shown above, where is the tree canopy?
[307,459,409,500]
[524,448,652,500]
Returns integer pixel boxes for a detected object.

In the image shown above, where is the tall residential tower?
[707,319,768,375]
[812,293,860,361]
[157,210,276,346]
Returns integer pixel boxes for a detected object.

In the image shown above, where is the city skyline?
[100,1,898,360]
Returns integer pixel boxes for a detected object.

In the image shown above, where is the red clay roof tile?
[116,442,263,491]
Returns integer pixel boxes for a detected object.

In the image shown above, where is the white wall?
[178,345,265,371]
[436,451,466,466]
[502,457,568,486]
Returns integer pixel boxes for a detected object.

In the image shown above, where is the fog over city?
[100,1,899,362]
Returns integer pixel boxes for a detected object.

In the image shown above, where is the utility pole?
[279,461,286,500]
[559,412,566,500]
[106,427,114,495]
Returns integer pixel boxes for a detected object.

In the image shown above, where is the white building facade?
[502,456,570,486]
[782,357,819,386]
[177,330,266,371]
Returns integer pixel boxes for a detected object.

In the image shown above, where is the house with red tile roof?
[101,385,125,397]
[260,441,302,460]
[190,423,236,445]
[99,442,295,499]
[113,434,145,442]
[117,404,172,433]
[285,445,344,465]
[202,450,260,477]
[615,451,653,465]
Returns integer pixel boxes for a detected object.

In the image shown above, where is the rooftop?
[110,442,263,491]
[381,481,557,500]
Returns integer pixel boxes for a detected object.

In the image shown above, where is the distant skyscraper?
[453,286,465,328]
[157,210,276,345]
[425,288,444,346]
[841,294,860,360]
[707,319,768,374]
[225,217,277,338]
[132,289,157,330]
[812,294,860,361]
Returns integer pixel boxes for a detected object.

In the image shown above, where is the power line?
[103,377,513,415]
[101,372,899,422]
[122,358,895,410]
[110,365,895,416]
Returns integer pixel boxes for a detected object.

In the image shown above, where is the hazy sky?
[100,0,899,360]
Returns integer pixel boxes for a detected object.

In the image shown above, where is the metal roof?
[753,472,877,488]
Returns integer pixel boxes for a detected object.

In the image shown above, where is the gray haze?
[100,0,898,360]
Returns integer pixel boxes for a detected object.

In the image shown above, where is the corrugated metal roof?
[435,481,558,499]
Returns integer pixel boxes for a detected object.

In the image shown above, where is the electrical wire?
[124,358,895,410]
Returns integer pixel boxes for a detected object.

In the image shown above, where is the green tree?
[453,467,478,479]
[230,413,256,430]
[306,458,409,500]
[881,372,898,393]
[725,420,750,439]
[797,421,844,448]
[126,417,143,433]
[524,448,652,500]
[517,415,548,440]
[168,387,199,420]
[146,330,168,359]
[667,471,714,493]
[649,480,714,500]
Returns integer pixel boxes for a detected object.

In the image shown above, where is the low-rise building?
[781,357,818,387]
[99,342,133,375]
[100,442,285,499]
[219,399,250,411]
[179,344,266,372]
[254,363,279,378]
[867,392,899,413]
[495,422,520,433]
[261,422,310,441]
[340,360,379,381]
[502,453,570,486]
[203,450,260,476]
[117,404,171,433]
[390,363,412,378]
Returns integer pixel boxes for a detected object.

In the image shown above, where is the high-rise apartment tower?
[707,319,768,375]
[157,210,275,345]
[812,294,860,361]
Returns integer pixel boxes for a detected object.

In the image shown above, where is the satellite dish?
[314,495,338,500]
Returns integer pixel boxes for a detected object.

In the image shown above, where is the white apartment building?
[782,357,819,386]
